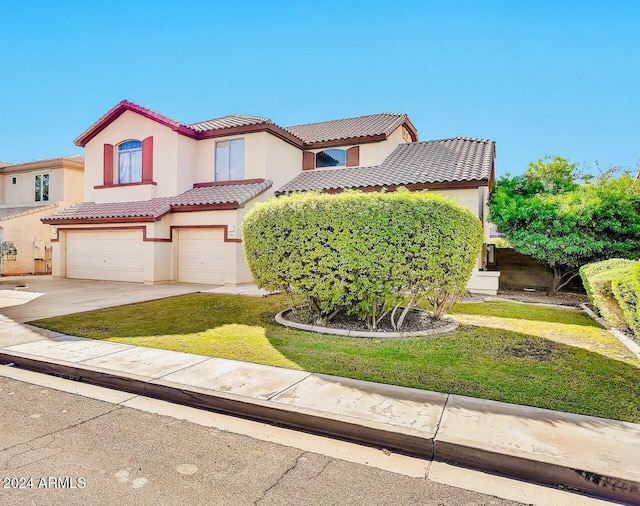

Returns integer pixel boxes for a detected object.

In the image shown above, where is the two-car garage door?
[65,228,227,284]
[66,230,144,283]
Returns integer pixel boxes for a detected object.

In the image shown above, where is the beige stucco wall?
[307,126,411,169]
[176,134,198,195]
[433,186,491,244]
[2,167,72,205]
[1,205,58,275]
[263,134,303,194]
[0,159,84,276]
[52,206,249,285]
[194,131,301,202]
[358,127,411,167]
[85,110,182,202]
[196,132,267,184]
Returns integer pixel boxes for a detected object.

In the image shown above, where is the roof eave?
[2,157,85,173]
[275,178,491,196]
[74,100,196,147]
[42,215,157,225]
[170,203,240,213]
[196,124,303,148]
[304,134,388,149]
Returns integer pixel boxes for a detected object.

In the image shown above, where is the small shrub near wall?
[612,262,640,338]
[242,190,483,330]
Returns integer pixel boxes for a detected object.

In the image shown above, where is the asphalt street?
[0,374,523,506]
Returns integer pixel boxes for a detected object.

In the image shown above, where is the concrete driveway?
[0,275,218,322]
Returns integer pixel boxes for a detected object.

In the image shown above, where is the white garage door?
[178,228,226,284]
[66,230,144,283]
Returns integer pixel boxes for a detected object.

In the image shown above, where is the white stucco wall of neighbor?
[1,159,84,276]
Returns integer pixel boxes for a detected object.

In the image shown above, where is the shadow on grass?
[28,292,640,423]
[264,324,640,423]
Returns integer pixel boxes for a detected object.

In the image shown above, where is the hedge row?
[580,259,640,337]
[242,190,483,330]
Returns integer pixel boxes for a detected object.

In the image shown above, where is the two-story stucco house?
[0,156,84,275]
[43,100,499,293]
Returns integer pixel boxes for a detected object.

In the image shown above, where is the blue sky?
[1,0,638,177]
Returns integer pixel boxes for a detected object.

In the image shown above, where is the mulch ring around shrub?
[278,307,458,338]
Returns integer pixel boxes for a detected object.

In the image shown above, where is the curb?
[0,351,432,459]
[1,349,639,504]
[580,303,640,362]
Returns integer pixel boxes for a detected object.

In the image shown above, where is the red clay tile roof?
[42,180,272,223]
[75,100,417,148]
[285,113,412,144]
[276,137,495,194]
[0,204,58,220]
[189,115,273,133]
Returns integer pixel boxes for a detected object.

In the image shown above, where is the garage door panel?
[178,229,225,285]
[66,231,144,283]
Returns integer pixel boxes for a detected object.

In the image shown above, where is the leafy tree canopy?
[489,155,640,293]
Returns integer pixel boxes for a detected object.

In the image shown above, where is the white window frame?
[117,140,143,184]
[215,138,244,181]
[34,173,50,202]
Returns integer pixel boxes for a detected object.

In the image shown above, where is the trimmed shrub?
[589,263,635,328]
[580,259,634,313]
[242,190,483,329]
[612,262,640,338]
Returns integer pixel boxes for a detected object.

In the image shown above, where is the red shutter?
[103,144,114,185]
[142,136,154,182]
[346,146,360,167]
[302,151,315,171]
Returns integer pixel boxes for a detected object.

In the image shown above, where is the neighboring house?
[43,100,499,294]
[0,156,84,275]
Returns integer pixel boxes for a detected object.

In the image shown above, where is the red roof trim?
[94,181,158,189]
[75,100,417,150]
[75,100,196,147]
[170,203,239,212]
[44,216,156,225]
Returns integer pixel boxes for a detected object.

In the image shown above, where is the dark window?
[316,149,346,168]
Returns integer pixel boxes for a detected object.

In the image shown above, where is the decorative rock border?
[275,310,458,338]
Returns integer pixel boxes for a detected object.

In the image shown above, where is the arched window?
[118,140,142,184]
[316,148,346,168]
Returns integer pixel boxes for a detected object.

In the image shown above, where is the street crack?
[254,451,309,505]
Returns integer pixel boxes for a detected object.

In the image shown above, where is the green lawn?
[29,294,640,422]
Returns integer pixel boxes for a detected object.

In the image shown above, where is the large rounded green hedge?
[242,190,483,330]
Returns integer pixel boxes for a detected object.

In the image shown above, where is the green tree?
[489,156,640,294]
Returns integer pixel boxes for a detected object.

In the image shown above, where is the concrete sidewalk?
[0,320,638,504]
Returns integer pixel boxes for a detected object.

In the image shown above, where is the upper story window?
[11,176,16,185]
[215,138,244,181]
[118,140,142,184]
[35,174,49,202]
[316,149,346,168]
